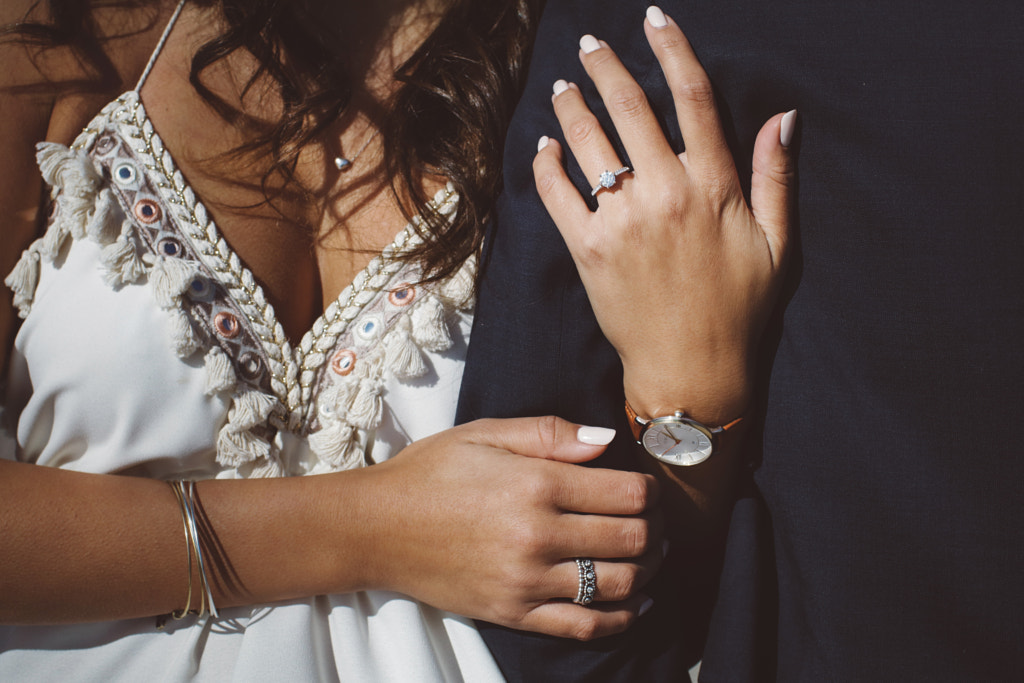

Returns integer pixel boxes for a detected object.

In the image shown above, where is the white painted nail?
[577,426,616,446]
[580,34,602,54]
[780,109,798,147]
[646,6,668,28]
[638,596,655,617]
[537,136,550,152]
[553,79,569,96]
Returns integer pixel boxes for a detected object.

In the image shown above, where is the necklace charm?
[334,128,380,173]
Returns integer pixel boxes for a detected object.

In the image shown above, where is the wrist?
[621,359,752,428]
[314,467,387,594]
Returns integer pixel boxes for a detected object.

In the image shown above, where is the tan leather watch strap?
[624,400,744,441]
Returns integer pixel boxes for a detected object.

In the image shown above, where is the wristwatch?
[625,401,743,467]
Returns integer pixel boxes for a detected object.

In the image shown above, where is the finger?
[534,136,594,252]
[555,508,663,558]
[644,6,734,182]
[517,593,650,641]
[545,546,662,603]
[576,34,679,176]
[551,79,631,200]
[549,466,660,517]
[463,415,616,464]
[750,110,798,269]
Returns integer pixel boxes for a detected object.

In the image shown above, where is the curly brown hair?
[4,0,542,284]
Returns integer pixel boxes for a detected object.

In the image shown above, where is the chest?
[9,94,475,480]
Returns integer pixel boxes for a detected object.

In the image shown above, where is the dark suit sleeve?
[458,1,1024,682]
[454,2,728,680]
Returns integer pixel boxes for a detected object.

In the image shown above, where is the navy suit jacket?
[456,1,1024,680]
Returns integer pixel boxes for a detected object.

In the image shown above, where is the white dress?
[0,79,504,682]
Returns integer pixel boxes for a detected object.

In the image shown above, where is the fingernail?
[646,6,668,28]
[553,79,569,97]
[577,426,616,446]
[780,109,798,147]
[580,34,602,54]
[638,596,655,617]
[537,135,549,152]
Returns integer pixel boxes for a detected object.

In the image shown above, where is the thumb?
[464,416,616,464]
[750,109,798,269]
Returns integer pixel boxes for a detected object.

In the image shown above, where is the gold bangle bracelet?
[168,481,194,621]
[179,481,217,618]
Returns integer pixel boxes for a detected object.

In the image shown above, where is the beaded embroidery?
[5,91,474,477]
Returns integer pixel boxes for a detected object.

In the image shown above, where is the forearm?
[0,460,377,624]
[0,417,663,640]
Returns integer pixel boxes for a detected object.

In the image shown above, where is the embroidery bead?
[187,276,215,302]
[355,316,381,341]
[113,162,137,185]
[214,311,241,338]
[330,349,357,376]
[134,199,161,224]
[388,285,416,307]
[238,351,263,379]
[94,135,116,156]
[157,237,183,257]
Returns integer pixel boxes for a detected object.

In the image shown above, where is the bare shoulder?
[0,0,177,377]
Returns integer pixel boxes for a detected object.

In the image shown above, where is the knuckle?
[509,519,550,557]
[586,48,617,71]
[703,178,733,211]
[622,473,651,514]
[654,30,689,56]
[533,414,563,452]
[493,599,528,628]
[699,161,739,206]
[503,565,536,598]
[676,76,716,110]
[576,228,609,265]
[650,188,687,226]
[606,84,648,121]
[565,115,601,148]
[534,167,561,200]
[622,517,651,557]
[569,613,601,641]
[602,565,640,601]
[753,155,797,188]
[520,470,555,507]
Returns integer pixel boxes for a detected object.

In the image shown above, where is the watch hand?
[665,426,683,444]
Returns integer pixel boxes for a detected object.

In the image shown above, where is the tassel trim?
[7,95,476,479]
[308,254,475,472]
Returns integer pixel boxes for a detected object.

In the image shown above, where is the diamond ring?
[573,558,598,606]
[590,166,631,196]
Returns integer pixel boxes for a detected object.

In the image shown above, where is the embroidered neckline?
[7,90,473,477]
[97,90,457,429]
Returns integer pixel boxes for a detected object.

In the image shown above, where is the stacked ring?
[573,558,597,606]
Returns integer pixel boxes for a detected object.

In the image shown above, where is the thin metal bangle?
[168,481,194,620]
[180,481,218,618]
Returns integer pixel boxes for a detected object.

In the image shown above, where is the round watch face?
[641,418,713,466]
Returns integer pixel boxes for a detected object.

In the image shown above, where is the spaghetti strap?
[134,0,187,92]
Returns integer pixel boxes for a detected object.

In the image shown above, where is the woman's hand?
[356,416,661,641]
[534,6,797,425]
[1,417,658,638]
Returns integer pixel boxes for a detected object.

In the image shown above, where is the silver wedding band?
[573,558,597,606]
[590,166,631,196]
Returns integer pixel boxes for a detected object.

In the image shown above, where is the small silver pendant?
[334,157,352,171]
